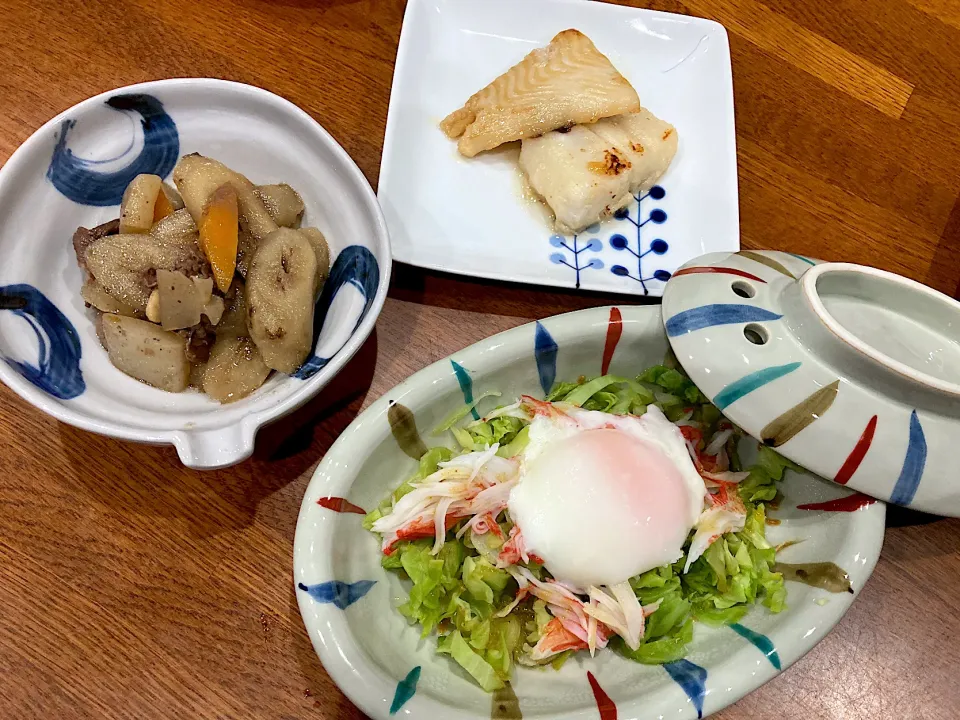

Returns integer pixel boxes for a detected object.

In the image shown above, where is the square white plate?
[379,0,739,297]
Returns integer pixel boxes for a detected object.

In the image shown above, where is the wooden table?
[2,0,959,717]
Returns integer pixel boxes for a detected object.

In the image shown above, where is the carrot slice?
[153,188,175,222]
[199,184,239,293]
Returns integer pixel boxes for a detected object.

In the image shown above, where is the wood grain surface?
[1,0,959,718]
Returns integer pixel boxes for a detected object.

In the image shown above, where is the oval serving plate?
[0,79,391,469]
[294,305,884,720]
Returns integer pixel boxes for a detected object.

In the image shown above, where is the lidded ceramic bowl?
[663,250,960,516]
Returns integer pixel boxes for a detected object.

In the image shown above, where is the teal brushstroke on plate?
[390,666,421,714]
[713,362,801,410]
[787,253,816,266]
[730,623,781,670]
[451,360,480,420]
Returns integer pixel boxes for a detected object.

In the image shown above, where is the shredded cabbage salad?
[364,360,798,691]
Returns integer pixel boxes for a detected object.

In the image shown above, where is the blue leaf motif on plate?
[297,580,376,609]
[47,94,179,206]
[608,185,671,294]
[547,234,603,288]
[544,186,670,293]
[294,245,380,380]
[0,284,84,399]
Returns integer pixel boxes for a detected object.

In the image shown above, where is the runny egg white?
[507,404,706,589]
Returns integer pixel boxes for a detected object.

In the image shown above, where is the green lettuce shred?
[375,533,522,689]
[432,390,502,435]
[370,357,796,690]
[682,505,786,619]
[613,618,694,664]
[467,414,525,448]
[438,631,505,691]
[497,425,530,458]
[738,446,800,504]
[548,374,653,415]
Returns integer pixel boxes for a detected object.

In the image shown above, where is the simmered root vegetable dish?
[73,154,330,402]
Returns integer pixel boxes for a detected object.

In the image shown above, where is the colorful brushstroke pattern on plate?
[361,310,823,717]
[0,284,84,399]
[730,623,781,670]
[547,186,672,294]
[390,666,421,714]
[295,245,381,380]
[661,249,948,513]
[297,580,376,609]
[663,660,707,719]
[47,94,179,206]
[293,301,885,720]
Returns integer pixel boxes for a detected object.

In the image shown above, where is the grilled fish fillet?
[441,29,640,158]
[519,109,678,234]
[590,110,678,192]
[519,125,634,235]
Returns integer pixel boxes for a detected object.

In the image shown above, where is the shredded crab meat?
[643,598,664,616]
[704,427,734,456]
[459,511,505,540]
[685,479,748,572]
[511,568,656,656]
[520,395,578,422]
[671,423,752,573]
[701,470,751,485]
[678,424,703,466]
[584,581,648,651]
[371,445,519,554]
[497,526,543,567]
[433,496,456,553]
[511,567,602,651]
[520,581,662,660]
[704,446,730,472]
[529,618,595,662]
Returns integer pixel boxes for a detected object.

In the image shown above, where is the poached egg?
[507,403,706,588]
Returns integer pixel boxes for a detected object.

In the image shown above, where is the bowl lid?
[662,250,960,516]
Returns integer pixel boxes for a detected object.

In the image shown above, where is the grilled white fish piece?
[519,109,678,234]
[519,125,634,235]
[441,29,640,158]
[590,110,678,191]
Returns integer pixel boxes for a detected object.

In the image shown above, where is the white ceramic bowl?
[662,250,960,516]
[0,79,390,469]
[294,305,884,720]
